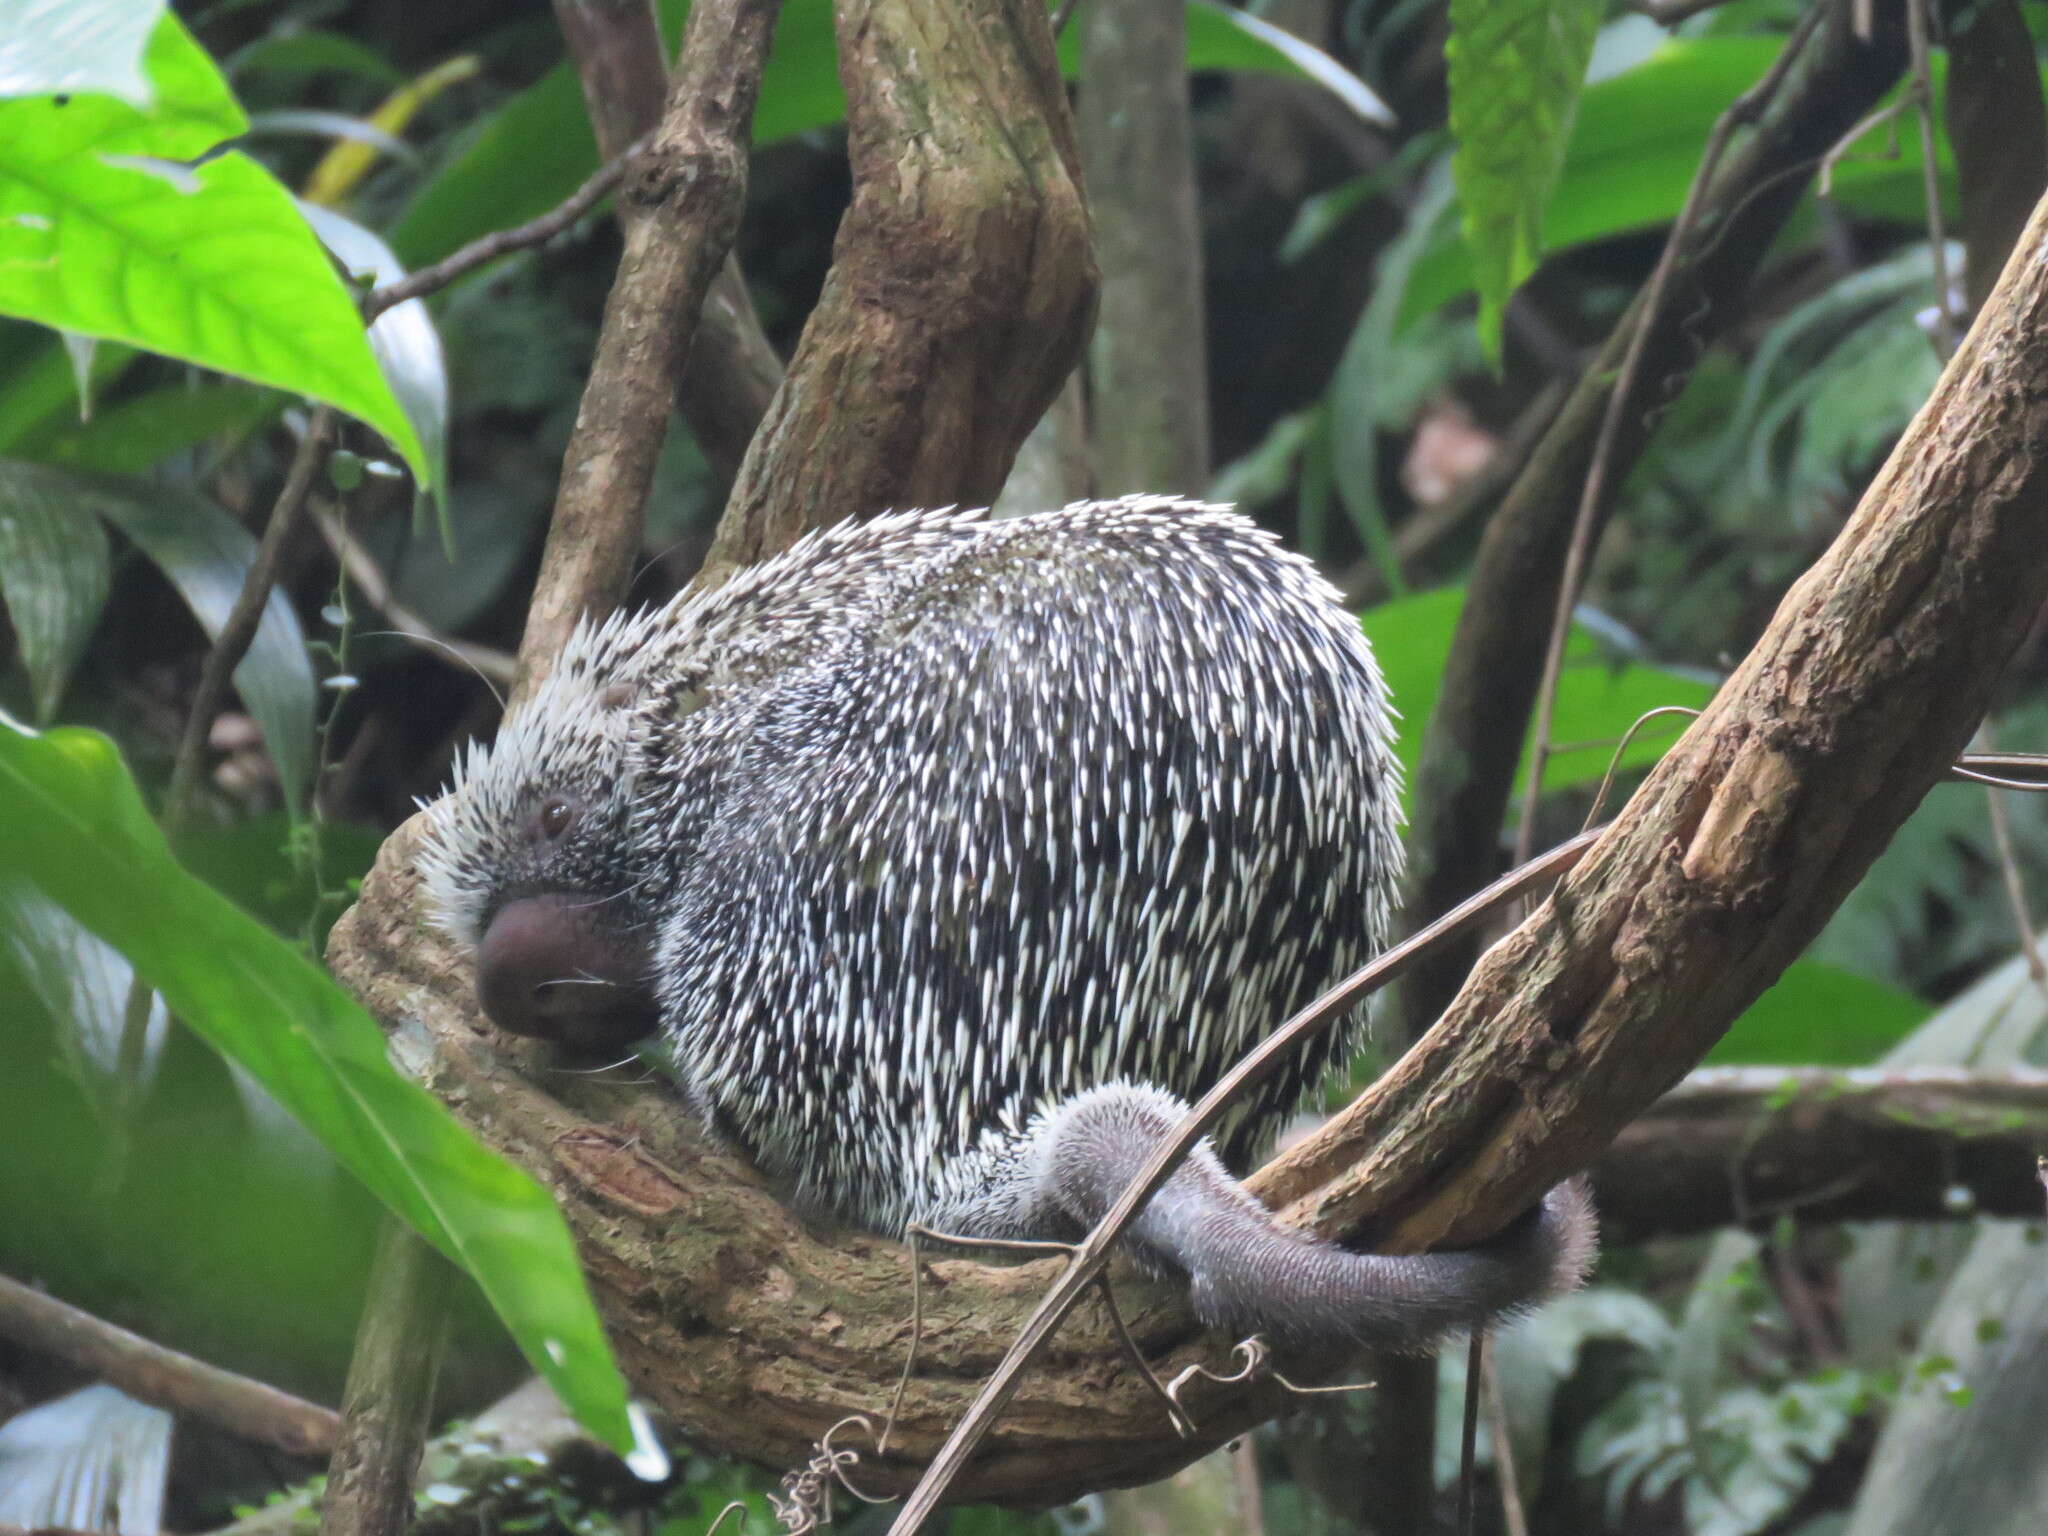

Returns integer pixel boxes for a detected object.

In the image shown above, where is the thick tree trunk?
[701,0,1097,582]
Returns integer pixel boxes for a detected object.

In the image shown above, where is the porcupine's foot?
[1024,1083,1598,1356]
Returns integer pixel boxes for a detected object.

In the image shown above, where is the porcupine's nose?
[475,894,656,1053]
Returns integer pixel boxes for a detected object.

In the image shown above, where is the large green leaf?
[1707,961,1929,1066]
[0,721,635,1455]
[393,0,1389,266]
[1445,0,1603,362]
[0,462,109,721]
[0,12,430,485]
[0,0,163,105]
[1361,584,1716,809]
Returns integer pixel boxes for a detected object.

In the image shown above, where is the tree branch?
[1592,1067,2048,1239]
[516,0,783,695]
[551,0,784,487]
[699,0,1098,582]
[0,1273,338,1459]
[1396,3,1909,1041]
[1257,177,2048,1254]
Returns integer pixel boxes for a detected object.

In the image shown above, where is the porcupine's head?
[418,607,677,1053]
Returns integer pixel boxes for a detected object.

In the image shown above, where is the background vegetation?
[1,1,2045,1534]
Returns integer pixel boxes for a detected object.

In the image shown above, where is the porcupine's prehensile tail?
[1028,1084,1597,1353]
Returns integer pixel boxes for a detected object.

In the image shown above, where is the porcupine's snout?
[475,893,656,1052]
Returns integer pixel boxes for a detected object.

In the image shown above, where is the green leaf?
[0,13,431,485]
[298,202,448,497]
[1445,0,1602,363]
[0,720,635,1455]
[394,0,1392,267]
[0,461,316,811]
[1361,584,1715,810]
[225,29,402,90]
[0,0,164,106]
[24,380,279,473]
[1405,37,1974,327]
[1707,961,1930,1066]
[0,461,109,721]
[0,333,135,455]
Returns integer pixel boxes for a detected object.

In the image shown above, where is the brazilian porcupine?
[421,496,1593,1352]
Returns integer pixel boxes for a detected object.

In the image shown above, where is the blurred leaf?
[1445,0,1602,361]
[1209,407,1317,511]
[303,53,478,207]
[245,108,420,160]
[0,335,135,455]
[1174,0,1391,125]
[0,463,110,721]
[395,0,1395,266]
[1708,962,1929,1066]
[1405,37,1969,325]
[24,381,279,474]
[0,878,166,1115]
[1362,585,1715,810]
[225,29,402,89]
[1330,163,1455,588]
[4,465,319,814]
[0,13,431,485]
[0,886,379,1393]
[173,810,384,947]
[0,721,635,1455]
[299,202,450,499]
[0,0,163,105]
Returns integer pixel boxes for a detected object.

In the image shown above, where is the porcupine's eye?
[536,796,577,841]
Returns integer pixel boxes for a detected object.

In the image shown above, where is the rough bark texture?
[328,819,1296,1506]
[1254,181,2048,1254]
[1080,0,1210,494]
[1590,1068,2048,1239]
[702,0,1098,582]
[519,0,783,693]
[1395,5,1909,1043]
[550,0,783,485]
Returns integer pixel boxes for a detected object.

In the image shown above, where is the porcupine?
[420,496,1594,1352]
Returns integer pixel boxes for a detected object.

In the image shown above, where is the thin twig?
[362,135,652,323]
[1232,1434,1266,1536]
[1456,1333,1480,1536]
[1513,5,1826,865]
[164,410,337,837]
[885,829,1602,1532]
[0,1272,340,1458]
[1972,727,2048,988]
[117,412,337,1124]
[311,506,517,689]
[1482,1343,1529,1536]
